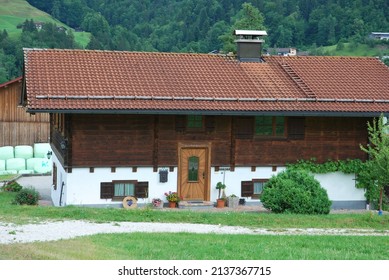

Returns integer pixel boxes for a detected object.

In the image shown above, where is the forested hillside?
[27,0,389,52]
[1,0,389,83]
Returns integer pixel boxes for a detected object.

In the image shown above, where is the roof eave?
[25,108,387,117]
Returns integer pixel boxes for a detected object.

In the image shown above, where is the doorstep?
[178,201,214,210]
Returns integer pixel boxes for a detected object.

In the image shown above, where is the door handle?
[203,172,205,179]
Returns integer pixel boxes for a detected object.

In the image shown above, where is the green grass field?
[0,0,90,47]
[1,232,388,260]
[0,189,388,260]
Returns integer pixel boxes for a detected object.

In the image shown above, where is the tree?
[219,2,266,52]
[359,114,389,213]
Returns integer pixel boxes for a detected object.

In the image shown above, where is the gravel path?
[1,220,388,244]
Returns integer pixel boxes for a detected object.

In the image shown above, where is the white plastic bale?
[33,159,51,174]
[33,143,51,158]
[0,159,5,171]
[6,158,26,171]
[15,145,34,159]
[0,146,14,160]
[27,158,44,172]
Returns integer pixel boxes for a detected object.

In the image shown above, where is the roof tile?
[23,49,389,115]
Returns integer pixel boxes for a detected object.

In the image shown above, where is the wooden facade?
[53,114,370,169]
[0,78,49,146]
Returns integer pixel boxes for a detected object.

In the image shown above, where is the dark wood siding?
[66,114,369,167]
[71,114,154,166]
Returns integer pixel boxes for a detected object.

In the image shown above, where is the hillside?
[0,0,90,46]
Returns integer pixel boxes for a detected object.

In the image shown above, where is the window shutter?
[205,116,215,132]
[135,181,149,198]
[235,117,254,139]
[100,182,114,199]
[241,181,254,197]
[288,117,305,140]
[175,115,186,132]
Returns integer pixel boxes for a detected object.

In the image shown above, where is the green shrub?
[13,188,40,205]
[1,181,22,192]
[261,169,331,214]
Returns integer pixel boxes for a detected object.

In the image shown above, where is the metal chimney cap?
[234,30,267,36]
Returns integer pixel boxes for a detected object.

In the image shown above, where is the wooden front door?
[178,145,210,201]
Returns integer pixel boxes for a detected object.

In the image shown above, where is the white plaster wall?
[314,172,365,201]
[209,166,286,201]
[51,160,365,206]
[51,154,67,207]
[65,166,178,206]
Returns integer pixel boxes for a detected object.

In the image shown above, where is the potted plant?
[164,191,181,208]
[215,182,226,208]
[152,198,163,208]
[227,194,239,208]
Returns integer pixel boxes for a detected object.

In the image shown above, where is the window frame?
[186,115,205,131]
[112,180,137,201]
[254,116,287,139]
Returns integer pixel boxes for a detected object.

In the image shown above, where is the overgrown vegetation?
[359,115,389,212]
[1,181,22,192]
[13,187,39,205]
[287,158,364,174]
[1,1,389,83]
[261,169,331,214]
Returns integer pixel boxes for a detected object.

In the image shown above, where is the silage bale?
[0,146,14,160]
[15,145,33,159]
[0,170,17,175]
[27,158,44,172]
[33,158,51,174]
[0,159,5,171]
[33,143,51,158]
[18,170,34,174]
[6,158,26,171]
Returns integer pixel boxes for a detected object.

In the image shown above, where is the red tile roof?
[23,49,389,115]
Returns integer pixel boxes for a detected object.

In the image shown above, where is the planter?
[227,196,239,208]
[168,201,177,208]
[216,199,225,208]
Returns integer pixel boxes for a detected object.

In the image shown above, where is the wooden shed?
[0,76,49,146]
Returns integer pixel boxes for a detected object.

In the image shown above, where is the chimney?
[234,30,267,62]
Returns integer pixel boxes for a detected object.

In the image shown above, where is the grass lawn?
[1,188,388,260]
[0,233,388,260]
[0,0,90,46]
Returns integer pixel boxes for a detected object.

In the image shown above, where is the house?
[0,76,49,146]
[21,31,389,209]
[265,47,297,56]
[369,32,389,40]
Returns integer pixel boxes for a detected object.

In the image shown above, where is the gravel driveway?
[1,220,388,244]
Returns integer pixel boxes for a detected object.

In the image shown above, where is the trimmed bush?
[261,169,331,214]
[2,181,22,192]
[13,188,40,205]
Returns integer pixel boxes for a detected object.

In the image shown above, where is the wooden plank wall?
[69,114,369,168]
[0,81,49,146]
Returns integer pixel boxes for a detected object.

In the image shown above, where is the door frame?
[177,142,211,201]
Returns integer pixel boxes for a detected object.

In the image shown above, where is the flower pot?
[227,197,239,208]
[216,199,225,208]
[168,201,177,208]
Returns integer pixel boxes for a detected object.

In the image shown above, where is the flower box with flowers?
[164,191,182,208]
[152,198,163,208]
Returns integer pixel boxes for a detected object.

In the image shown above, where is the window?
[114,181,135,197]
[100,181,149,200]
[187,115,203,129]
[188,156,199,182]
[255,116,285,137]
[253,179,267,197]
[241,179,268,198]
